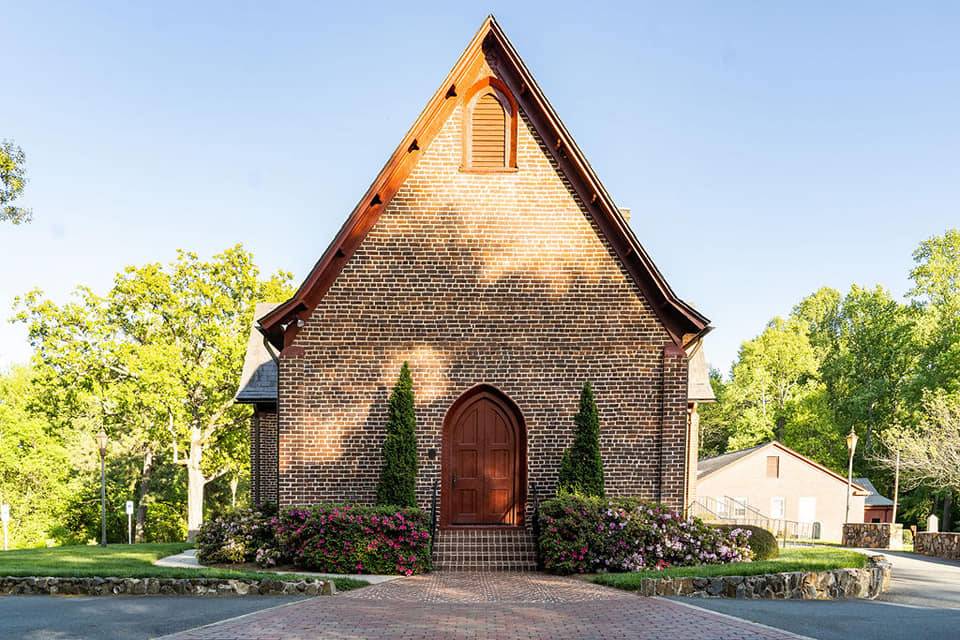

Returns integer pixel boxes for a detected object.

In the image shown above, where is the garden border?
[0,576,336,597]
[621,554,891,600]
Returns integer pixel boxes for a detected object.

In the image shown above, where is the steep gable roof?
[259,15,710,349]
[236,302,281,403]
[698,441,869,495]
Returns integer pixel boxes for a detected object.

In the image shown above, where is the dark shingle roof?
[697,443,767,478]
[235,302,280,404]
[854,477,895,507]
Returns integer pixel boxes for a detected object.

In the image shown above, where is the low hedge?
[197,503,431,576]
[538,496,752,575]
[275,504,431,576]
[712,524,779,560]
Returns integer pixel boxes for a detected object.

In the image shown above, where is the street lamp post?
[845,428,858,524]
[97,429,108,547]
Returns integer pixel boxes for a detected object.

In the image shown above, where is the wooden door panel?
[447,393,520,526]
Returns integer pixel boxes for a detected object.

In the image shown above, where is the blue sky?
[1,2,958,374]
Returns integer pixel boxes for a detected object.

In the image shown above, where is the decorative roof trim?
[259,15,710,349]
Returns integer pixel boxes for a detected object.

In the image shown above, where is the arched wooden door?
[442,388,525,527]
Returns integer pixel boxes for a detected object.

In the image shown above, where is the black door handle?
[452,473,457,488]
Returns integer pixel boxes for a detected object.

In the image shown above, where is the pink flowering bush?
[273,504,431,575]
[538,496,752,575]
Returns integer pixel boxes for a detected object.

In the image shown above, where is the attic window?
[766,456,780,478]
[462,77,518,172]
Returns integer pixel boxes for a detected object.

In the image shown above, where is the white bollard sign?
[1,503,9,551]
[126,501,134,545]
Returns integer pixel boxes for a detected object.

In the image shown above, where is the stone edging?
[915,531,960,561]
[633,555,891,600]
[0,576,336,597]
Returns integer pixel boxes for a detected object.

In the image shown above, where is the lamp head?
[845,429,858,454]
[96,429,108,455]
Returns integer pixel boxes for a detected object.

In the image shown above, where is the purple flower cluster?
[539,496,753,575]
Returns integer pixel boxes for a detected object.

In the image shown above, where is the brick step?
[432,528,538,571]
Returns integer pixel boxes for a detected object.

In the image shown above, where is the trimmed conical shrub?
[557,381,605,497]
[376,362,419,507]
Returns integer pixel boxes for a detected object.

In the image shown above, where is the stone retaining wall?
[915,532,960,560]
[0,576,335,597]
[635,555,891,600]
[842,523,903,550]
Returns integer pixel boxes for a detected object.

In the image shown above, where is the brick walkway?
[164,572,804,640]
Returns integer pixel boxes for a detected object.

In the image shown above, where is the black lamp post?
[97,429,108,547]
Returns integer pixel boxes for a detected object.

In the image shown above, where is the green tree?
[376,362,419,507]
[0,141,31,224]
[696,369,730,458]
[15,245,293,537]
[0,366,79,547]
[910,229,960,396]
[557,381,605,497]
[725,317,820,448]
[820,285,918,456]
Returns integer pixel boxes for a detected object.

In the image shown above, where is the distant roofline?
[698,441,869,494]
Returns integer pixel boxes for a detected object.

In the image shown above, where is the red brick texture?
[262,62,693,519]
[250,408,278,505]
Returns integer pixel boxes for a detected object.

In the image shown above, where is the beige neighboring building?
[696,442,868,542]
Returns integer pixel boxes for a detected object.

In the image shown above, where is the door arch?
[441,385,526,527]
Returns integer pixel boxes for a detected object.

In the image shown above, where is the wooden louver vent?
[471,93,507,168]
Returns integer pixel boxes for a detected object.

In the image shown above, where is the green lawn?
[0,544,368,591]
[589,546,868,591]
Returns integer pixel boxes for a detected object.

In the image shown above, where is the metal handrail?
[429,477,438,551]
[530,483,541,569]
[690,496,820,546]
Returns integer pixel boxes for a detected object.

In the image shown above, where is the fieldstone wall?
[636,555,891,600]
[915,532,960,560]
[0,576,335,597]
[842,523,903,550]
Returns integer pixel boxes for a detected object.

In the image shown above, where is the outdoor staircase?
[432,528,538,571]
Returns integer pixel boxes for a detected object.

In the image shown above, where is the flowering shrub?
[196,506,276,565]
[273,504,431,575]
[538,495,752,575]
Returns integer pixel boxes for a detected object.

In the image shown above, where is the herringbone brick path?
[163,572,804,639]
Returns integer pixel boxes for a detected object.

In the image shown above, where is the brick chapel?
[237,16,715,569]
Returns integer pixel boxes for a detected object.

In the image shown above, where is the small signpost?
[125,501,134,545]
[1,504,10,551]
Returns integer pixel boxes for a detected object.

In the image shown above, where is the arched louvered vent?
[470,93,507,169]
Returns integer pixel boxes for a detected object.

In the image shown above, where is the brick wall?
[251,408,278,505]
[274,66,690,517]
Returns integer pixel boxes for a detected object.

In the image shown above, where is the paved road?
[0,595,303,640]
[675,551,960,640]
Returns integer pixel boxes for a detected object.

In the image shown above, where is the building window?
[462,77,518,172]
[766,456,780,478]
[733,497,748,518]
[716,498,727,516]
[770,496,785,519]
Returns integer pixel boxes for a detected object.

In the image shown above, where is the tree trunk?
[186,427,206,540]
[135,446,154,543]
[943,491,954,532]
[775,415,785,442]
[230,475,239,508]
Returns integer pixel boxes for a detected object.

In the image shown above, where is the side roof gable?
[698,441,869,494]
[260,15,710,349]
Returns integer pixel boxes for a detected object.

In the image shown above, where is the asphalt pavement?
[674,550,960,640]
[0,595,303,640]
